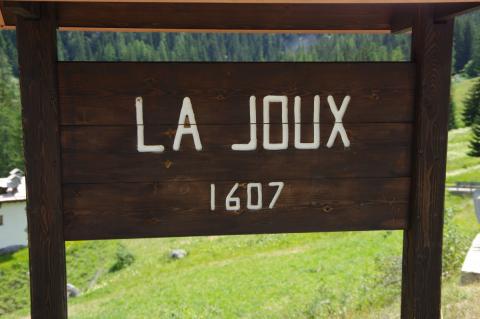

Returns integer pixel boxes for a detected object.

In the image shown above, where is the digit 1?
[210,184,215,211]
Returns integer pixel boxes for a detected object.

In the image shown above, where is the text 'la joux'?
[135,95,351,153]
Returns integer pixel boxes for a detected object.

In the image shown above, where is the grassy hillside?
[448,77,480,184]
[447,127,480,184]
[1,77,480,319]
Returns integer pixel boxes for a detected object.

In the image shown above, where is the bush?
[109,244,135,273]
[442,208,470,278]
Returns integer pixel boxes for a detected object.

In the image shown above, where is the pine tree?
[449,95,457,130]
[465,30,480,77]
[462,22,474,69]
[463,78,480,126]
[454,20,474,73]
[454,22,465,72]
[469,114,480,156]
[103,43,117,61]
[0,52,24,175]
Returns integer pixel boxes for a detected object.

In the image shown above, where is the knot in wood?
[164,160,173,169]
[162,128,177,138]
[322,205,333,213]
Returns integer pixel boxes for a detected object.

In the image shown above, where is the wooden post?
[401,6,454,319]
[16,3,68,319]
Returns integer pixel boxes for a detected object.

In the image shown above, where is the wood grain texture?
[58,62,415,125]
[2,2,479,32]
[65,204,408,240]
[63,178,409,240]
[64,178,410,211]
[62,147,411,183]
[61,123,413,153]
[16,3,67,319]
[401,6,453,319]
[55,3,396,31]
[59,60,413,237]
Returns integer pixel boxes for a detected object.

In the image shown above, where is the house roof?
[1,1,479,33]
[0,171,27,203]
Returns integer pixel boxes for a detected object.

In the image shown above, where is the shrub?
[442,208,470,278]
[109,244,135,273]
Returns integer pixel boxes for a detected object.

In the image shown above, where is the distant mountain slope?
[0,10,478,75]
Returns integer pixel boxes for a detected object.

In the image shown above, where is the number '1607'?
[210,182,284,211]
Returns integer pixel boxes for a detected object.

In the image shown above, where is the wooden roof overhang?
[1,0,479,33]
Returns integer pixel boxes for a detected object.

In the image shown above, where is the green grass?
[447,76,480,184]
[447,127,480,183]
[2,77,480,318]
[67,232,404,319]
[0,248,29,316]
[0,241,123,318]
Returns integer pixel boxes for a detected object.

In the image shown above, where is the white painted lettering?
[294,95,320,149]
[326,95,351,148]
[232,96,257,151]
[247,183,262,210]
[263,95,288,150]
[135,97,165,153]
[173,97,203,151]
[226,183,240,211]
[210,184,215,211]
[268,182,284,209]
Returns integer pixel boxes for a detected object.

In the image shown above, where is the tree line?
[0,11,479,175]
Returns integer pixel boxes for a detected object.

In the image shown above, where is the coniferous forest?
[0,12,479,175]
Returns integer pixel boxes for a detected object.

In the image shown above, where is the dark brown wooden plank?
[58,62,415,125]
[63,178,410,212]
[64,176,409,240]
[434,3,480,22]
[62,147,411,183]
[401,7,454,319]
[58,3,396,31]
[64,203,408,240]
[16,3,67,319]
[61,123,413,153]
[391,3,480,33]
[2,1,40,19]
[1,2,396,32]
[2,2,479,32]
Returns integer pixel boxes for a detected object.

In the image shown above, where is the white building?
[0,169,27,250]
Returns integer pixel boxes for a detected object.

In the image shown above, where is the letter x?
[326,95,351,148]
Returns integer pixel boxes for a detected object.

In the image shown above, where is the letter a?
[173,97,203,151]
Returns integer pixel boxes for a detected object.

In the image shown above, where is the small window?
[0,215,3,226]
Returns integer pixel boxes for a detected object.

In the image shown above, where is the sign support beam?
[16,3,68,319]
[401,6,453,318]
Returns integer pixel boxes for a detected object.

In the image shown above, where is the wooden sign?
[59,62,414,240]
[9,1,473,318]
